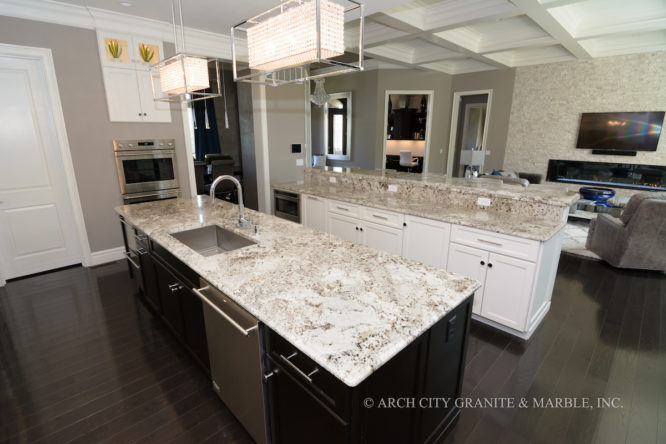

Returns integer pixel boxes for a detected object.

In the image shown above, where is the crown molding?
[0,0,233,59]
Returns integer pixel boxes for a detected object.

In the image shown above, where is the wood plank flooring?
[0,254,664,443]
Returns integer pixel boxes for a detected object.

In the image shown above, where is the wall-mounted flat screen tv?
[576,111,664,151]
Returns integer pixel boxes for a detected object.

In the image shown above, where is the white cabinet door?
[481,252,535,331]
[362,221,403,256]
[136,70,172,123]
[302,195,327,232]
[447,243,488,315]
[328,213,360,243]
[102,66,143,122]
[402,215,451,268]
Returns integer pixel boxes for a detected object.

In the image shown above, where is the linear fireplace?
[547,159,666,191]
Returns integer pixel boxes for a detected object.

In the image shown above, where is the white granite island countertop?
[115,197,479,387]
[273,182,568,241]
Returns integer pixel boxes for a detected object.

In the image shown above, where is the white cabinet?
[447,243,488,315]
[481,253,535,331]
[447,242,535,330]
[302,195,327,233]
[96,31,171,123]
[402,215,451,268]
[328,212,359,243]
[362,221,403,256]
[327,202,403,255]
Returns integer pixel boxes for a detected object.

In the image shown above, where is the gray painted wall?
[311,70,379,169]
[0,16,191,253]
[503,51,666,177]
[451,68,516,173]
[265,83,307,185]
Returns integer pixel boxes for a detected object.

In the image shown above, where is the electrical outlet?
[388,184,398,192]
[477,197,492,207]
[329,177,337,184]
[485,150,491,156]
[296,158,304,166]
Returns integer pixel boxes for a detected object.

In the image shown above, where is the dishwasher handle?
[193,286,258,337]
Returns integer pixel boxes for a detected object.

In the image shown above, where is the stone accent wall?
[503,51,666,178]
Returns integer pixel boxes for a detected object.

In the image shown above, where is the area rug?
[562,220,601,260]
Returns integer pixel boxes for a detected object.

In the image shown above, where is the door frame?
[0,43,88,284]
[446,89,493,177]
[381,90,434,174]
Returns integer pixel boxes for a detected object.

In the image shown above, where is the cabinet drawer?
[327,199,360,218]
[360,206,404,229]
[265,328,350,420]
[450,225,540,262]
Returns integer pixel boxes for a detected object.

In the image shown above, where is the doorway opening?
[446,90,492,177]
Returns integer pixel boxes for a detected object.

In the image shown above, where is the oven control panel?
[114,139,175,151]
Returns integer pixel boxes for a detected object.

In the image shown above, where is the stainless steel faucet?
[210,175,250,228]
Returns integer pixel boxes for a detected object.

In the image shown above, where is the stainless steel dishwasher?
[193,279,267,444]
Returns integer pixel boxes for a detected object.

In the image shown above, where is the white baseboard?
[88,246,125,266]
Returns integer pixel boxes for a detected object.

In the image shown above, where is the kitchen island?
[273,167,579,340]
[116,196,479,444]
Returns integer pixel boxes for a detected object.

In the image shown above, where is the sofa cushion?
[620,192,666,224]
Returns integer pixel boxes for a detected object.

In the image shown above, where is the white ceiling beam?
[509,0,591,59]
[370,13,509,69]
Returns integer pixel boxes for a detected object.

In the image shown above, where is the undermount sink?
[170,225,256,257]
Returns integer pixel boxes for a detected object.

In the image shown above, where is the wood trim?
[380,89,434,174]
[88,246,126,267]
[446,89,493,176]
[0,43,91,267]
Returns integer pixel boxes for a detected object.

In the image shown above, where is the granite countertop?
[273,182,567,241]
[313,167,579,207]
[115,197,479,387]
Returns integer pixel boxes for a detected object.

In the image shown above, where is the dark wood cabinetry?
[264,296,473,444]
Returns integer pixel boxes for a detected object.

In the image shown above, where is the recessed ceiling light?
[119,1,132,6]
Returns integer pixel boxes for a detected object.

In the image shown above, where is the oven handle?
[125,251,141,270]
[275,193,299,203]
[115,150,176,157]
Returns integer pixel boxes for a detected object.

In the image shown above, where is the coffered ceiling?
[6,0,666,74]
[358,0,666,74]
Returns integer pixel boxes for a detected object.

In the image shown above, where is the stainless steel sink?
[170,225,256,257]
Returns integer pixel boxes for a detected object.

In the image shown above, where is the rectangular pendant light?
[158,54,209,94]
[232,0,364,86]
[246,0,344,72]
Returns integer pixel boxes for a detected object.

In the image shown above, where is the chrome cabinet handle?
[263,369,279,381]
[193,286,258,337]
[336,206,349,211]
[279,353,318,383]
[372,214,388,220]
[124,252,140,269]
[477,238,503,247]
[137,248,148,255]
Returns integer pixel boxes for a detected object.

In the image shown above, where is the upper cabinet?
[96,31,171,123]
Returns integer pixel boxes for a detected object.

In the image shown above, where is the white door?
[102,66,143,122]
[0,55,81,279]
[447,243,488,315]
[481,252,535,331]
[302,195,327,232]
[328,213,359,243]
[402,215,450,268]
[362,221,403,256]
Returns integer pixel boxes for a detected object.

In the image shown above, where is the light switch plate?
[329,177,337,183]
[296,158,304,166]
[388,184,398,192]
[477,197,492,207]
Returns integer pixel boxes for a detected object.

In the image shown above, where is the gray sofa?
[586,192,666,271]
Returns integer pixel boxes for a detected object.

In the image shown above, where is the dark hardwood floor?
[0,254,664,443]
[0,262,252,444]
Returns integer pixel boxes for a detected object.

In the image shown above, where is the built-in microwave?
[114,139,180,204]
[274,190,300,223]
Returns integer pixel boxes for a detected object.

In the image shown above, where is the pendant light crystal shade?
[232,0,364,86]
[310,79,330,107]
[151,54,222,103]
[151,0,223,103]
[159,54,209,94]
[247,0,344,72]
